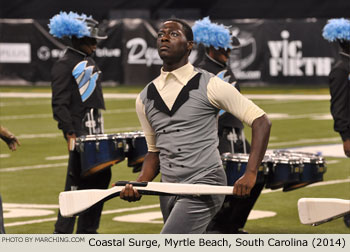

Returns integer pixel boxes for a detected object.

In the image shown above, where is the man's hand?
[343,139,350,158]
[8,137,20,151]
[0,126,20,151]
[66,133,76,151]
[119,152,160,202]
[119,183,142,202]
[233,169,257,197]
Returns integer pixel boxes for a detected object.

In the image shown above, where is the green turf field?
[0,85,349,234]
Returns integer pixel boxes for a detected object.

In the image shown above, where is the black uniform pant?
[54,150,111,234]
[207,127,265,233]
[0,195,5,234]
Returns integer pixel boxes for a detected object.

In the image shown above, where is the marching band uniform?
[328,52,350,145]
[49,11,111,234]
[323,18,350,227]
[193,17,265,233]
[137,62,265,233]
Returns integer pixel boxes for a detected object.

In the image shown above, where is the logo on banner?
[126,38,163,66]
[0,43,31,63]
[37,46,121,61]
[228,30,261,80]
[268,30,333,76]
[37,46,65,61]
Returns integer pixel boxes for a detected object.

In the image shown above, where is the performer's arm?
[207,77,271,196]
[120,95,160,201]
[329,68,350,157]
[51,62,75,135]
[234,114,270,196]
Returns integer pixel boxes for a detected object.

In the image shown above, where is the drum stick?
[297,198,350,225]
[59,181,234,217]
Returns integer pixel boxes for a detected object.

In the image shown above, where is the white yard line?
[261,178,350,194]
[4,204,160,227]
[267,113,332,120]
[0,108,136,120]
[245,94,330,100]
[2,111,329,121]
[17,133,62,139]
[4,203,59,209]
[45,155,68,161]
[0,163,67,172]
[0,100,50,107]
[4,217,58,227]
[268,137,340,147]
[0,92,330,100]
[0,92,138,99]
[0,113,53,120]
[16,126,142,139]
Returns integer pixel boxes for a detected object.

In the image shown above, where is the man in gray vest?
[120,18,271,234]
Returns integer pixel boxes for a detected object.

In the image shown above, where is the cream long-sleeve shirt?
[136,62,265,152]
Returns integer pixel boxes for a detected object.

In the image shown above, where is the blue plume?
[322,18,350,42]
[192,17,233,50]
[48,11,91,38]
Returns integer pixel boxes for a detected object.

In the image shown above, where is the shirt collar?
[340,52,350,59]
[158,62,194,90]
[66,47,88,57]
[205,52,227,68]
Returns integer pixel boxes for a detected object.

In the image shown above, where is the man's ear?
[187,41,194,51]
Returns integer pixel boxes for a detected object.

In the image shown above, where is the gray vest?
[140,68,227,185]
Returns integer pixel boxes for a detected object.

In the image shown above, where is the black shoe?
[344,214,350,228]
[237,229,249,234]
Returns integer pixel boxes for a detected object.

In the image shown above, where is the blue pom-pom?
[322,18,350,42]
[192,17,233,50]
[48,11,91,38]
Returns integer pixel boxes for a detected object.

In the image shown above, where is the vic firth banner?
[0,18,340,86]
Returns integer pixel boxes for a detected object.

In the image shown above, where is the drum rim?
[121,131,145,138]
[221,152,250,162]
[77,134,123,141]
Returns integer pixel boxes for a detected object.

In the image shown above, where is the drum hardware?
[75,134,125,177]
[271,150,327,192]
[226,130,237,154]
[95,140,100,152]
[222,152,265,186]
[241,130,247,154]
[221,150,327,192]
[79,140,85,153]
[123,139,129,153]
[237,162,242,172]
[113,139,118,149]
[122,131,148,168]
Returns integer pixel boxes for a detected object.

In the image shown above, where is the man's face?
[209,46,231,64]
[80,37,97,55]
[157,21,192,63]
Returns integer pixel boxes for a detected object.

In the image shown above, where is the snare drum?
[265,153,302,190]
[221,153,266,186]
[76,134,125,177]
[274,150,326,192]
[122,131,148,167]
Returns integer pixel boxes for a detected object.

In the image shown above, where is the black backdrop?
[1,0,349,20]
[0,18,340,85]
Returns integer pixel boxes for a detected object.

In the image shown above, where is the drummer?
[192,17,266,234]
[49,11,111,234]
